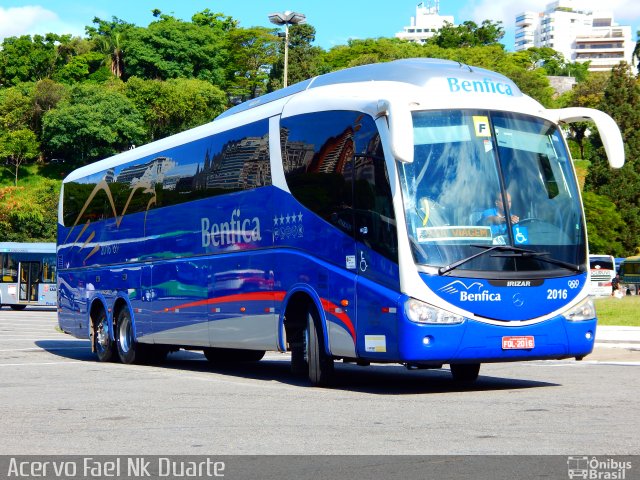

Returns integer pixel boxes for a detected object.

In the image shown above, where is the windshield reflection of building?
[281,125,358,176]
[281,127,315,172]
[193,135,271,191]
[108,133,272,195]
[111,156,176,186]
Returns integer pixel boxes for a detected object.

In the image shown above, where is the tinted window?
[281,111,358,236]
[354,138,397,262]
[63,119,270,227]
[282,111,396,261]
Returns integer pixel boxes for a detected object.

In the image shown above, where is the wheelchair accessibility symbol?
[359,251,368,272]
[513,226,529,245]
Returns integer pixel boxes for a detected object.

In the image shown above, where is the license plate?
[502,335,535,350]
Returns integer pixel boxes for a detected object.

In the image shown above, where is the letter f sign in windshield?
[473,116,491,137]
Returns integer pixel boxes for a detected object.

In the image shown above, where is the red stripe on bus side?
[162,291,356,341]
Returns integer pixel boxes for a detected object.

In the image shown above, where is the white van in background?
[589,254,616,297]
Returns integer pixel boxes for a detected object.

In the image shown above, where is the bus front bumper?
[396,316,596,364]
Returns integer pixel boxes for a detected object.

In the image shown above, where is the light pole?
[268,11,306,88]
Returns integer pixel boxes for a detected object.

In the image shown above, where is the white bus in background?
[0,242,57,309]
[589,254,616,297]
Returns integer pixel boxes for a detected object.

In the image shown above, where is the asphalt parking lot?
[1,307,639,457]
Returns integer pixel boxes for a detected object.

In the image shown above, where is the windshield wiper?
[438,245,506,275]
[438,244,581,275]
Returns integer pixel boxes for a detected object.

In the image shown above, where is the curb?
[595,326,640,348]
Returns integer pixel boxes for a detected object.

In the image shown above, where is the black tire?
[204,347,265,363]
[115,308,138,364]
[450,363,481,383]
[306,307,334,387]
[10,305,27,311]
[93,309,115,362]
[290,339,307,375]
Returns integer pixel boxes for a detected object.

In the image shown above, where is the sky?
[0,0,639,51]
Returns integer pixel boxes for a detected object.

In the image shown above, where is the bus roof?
[216,58,524,120]
[0,242,56,254]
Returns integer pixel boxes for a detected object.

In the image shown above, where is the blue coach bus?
[1,242,57,309]
[57,59,624,385]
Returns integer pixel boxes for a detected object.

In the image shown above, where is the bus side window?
[353,127,397,263]
[281,111,360,237]
[282,111,397,262]
[1,254,17,283]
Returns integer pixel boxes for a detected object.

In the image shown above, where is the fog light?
[423,336,433,345]
[585,331,593,341]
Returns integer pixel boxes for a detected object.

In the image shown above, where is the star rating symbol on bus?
[273,212,303,226]
[273,212,304,241]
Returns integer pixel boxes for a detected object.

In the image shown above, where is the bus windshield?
[398,110,586,276]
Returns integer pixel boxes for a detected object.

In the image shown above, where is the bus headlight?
[405,298,464,325]
[563,297,596,322]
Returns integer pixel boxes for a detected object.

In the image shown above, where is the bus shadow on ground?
[35,340,559,394]
[188,359,559,394]
[35,339,95,361]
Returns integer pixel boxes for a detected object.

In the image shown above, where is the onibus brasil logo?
[567,456,632,479]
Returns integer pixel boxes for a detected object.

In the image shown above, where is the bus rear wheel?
[450,363,481,383]
[10,305,27,311]
[204,347,265,363]
[93,309,115,362]
[115,308,137,364]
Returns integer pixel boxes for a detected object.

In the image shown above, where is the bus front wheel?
[10,305,27,311]
[306,307,334,387]
[450,363,481,383]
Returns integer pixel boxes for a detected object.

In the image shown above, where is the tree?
[0,129,40,186]
[227,27,278,101]
[191,9,238,31]
[561,72,609,159]
[321,37,442,73]
[0,179,59,241]
[0,34,59,86]
[0,85,33,131]
[514,47,589,82]
[86,17,136,79]
[429,20,504,48]
[124,77,227,140]
[121,13,229,86]
[53,51,106,84]
[42,83,146,166]
[269,23,325,90]
[586,63,640,254]
[582,191,626,256]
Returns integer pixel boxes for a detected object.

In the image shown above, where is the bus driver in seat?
[480,192,519,235]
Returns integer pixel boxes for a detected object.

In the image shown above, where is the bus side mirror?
[548,107,625,169]
[378,100,414,163]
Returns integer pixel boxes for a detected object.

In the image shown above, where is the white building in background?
[515,0,635,73]
[395,1,455,44]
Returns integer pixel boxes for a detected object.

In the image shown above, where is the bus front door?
[18,261,41,303]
